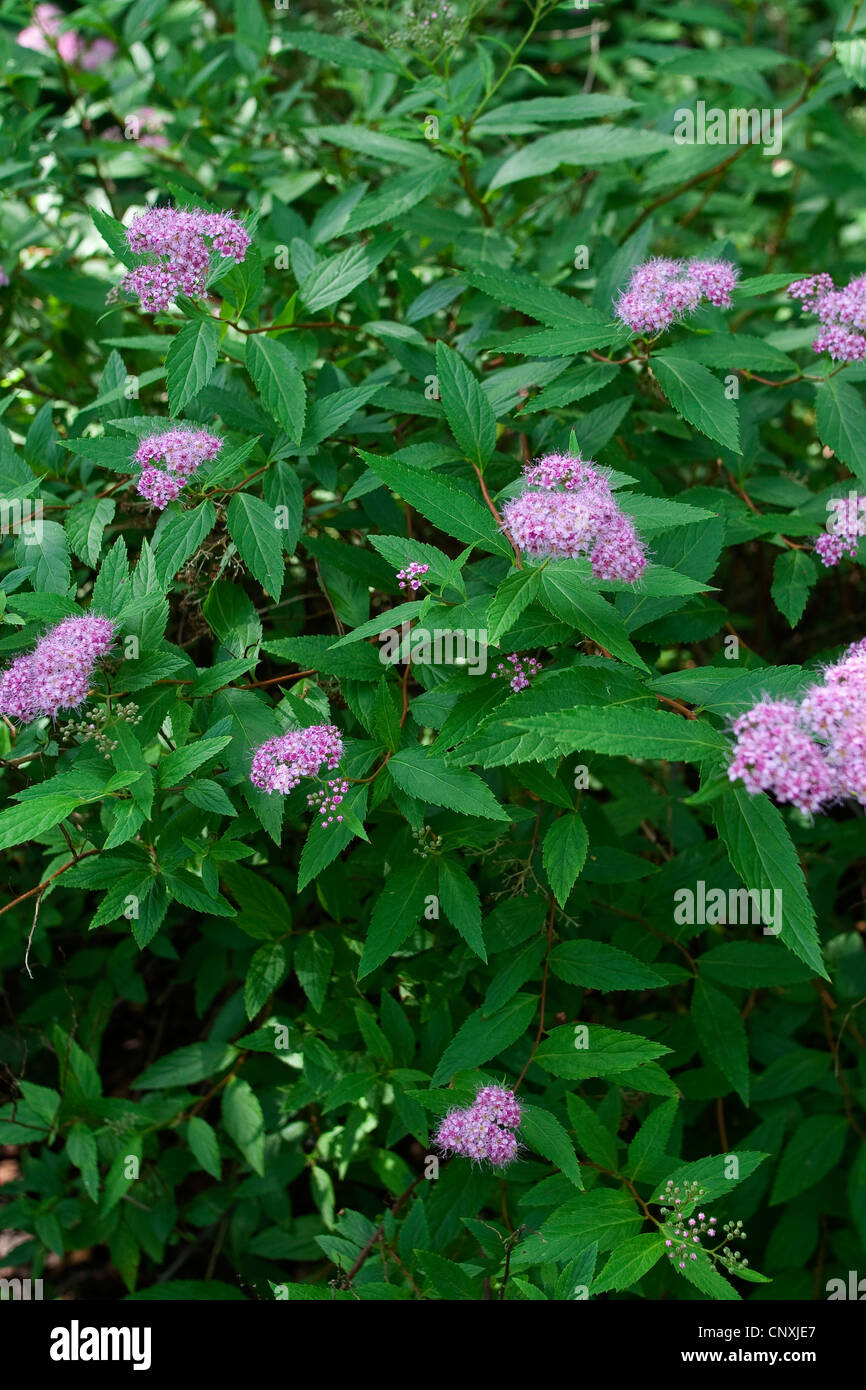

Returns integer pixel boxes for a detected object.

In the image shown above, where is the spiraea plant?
[1,0,865,1307]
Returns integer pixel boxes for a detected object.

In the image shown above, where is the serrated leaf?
[246,335,306,444]
[542,814,589,906]
[222,1076,265,1175]
[653,354,741,454]
[435,341,496,466]
[166,319,219,416]
[387,747,509,821]
[227,492,285,599]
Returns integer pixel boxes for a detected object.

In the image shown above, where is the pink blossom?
[728,641,866,814]
[788,272,866,362]
[17,5,116,67]
[250,725,344,796]
[616,257,739,334]
[0,614,117,722]
[491,653,541,693]
[113,207,251,313]
[396,560,429,592]
[502,450,647,582]
[433,1083,522,1167]
[134,427,222,509]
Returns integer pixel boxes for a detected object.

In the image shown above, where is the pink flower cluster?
[307,777,349,829]
[787,272,866,362]
[728,638,866,814]
[114,207,251,313]
[250,725,344,796]
[492,653,542,693]
[616,257,739,334]
[434,1085,522,1167]
[18,5,116,68]
[664,1208,717,1270]
[103,108,170,150]
[502,451,647,581]
[0,614,116,723]
[134,427,222,509]
[396,560,429,592]
[815,493,866,567]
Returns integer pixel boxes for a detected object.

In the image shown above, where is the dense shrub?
[1,0,865,1304]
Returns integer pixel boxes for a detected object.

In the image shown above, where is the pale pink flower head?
[787,271,866,362]
[616,256,738,333]
[396,560,428,592]
[473,1084,522,1128]
[17,6,116,67]
[491,654,542,693]
[78,37,117,70]
[0,614,117,722]
[250,725,344,796]
[727,698,835,816]
[134,426,222,509]
[433,1083,522,1167]
[114,207,251,313]
[18,5,79,60]
[502,450,647,582]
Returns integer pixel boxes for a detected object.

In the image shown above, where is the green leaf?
[66,1123,100,1202]
[0,793,83,851]
[435,342,497,466]
[691,979,751,1105]
[246,335,306,444]
[387,747,509,821]
[358,449,512,558]
[653,354,741,454]
[771,549,817,627]
[157,736,233,788]
[814,375,866,485]
[15,520,71,595]
[438,859,486,961]
[186,1116,222,1180]
[520,1104,584,1188]
[358,857,438,978]
[300,231,402,313]
[486,567,542,645]
[550,939,666,990]
[282,30,403,72]
[244,940,291,1019]
[540,563,650,670]
[712,787,826,977]
[135,1042,237,1089]
[511,706,728,761]
[227,492,285,599]
[835,37,866,88]
[166,318,219,416]
[65,497,115,567]
[430,993,538,1085]
[770,1114,847,1204]
[222,1076,266,1175]
[699,941,812,988]
[417,1250,479,1300]
[91,207,135,267]
[565,1093,619,1171]
[294,933,334,1013]
[542,814,589,906]
[650,1152,769,1204]
[489,125,673,190]
[154,501,216,586]
[534,1023,670,1079]
[592,1234,666,1293]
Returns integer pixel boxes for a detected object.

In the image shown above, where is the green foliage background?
[1,0,865,1302]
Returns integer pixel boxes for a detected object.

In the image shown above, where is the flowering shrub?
[2,0,866,1311]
